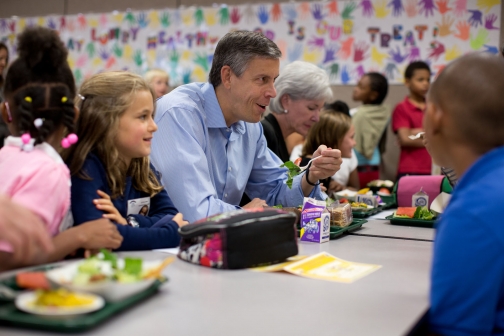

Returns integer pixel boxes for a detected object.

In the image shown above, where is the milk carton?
[412,189,429,208]
[300,198,330,243]
[356,194,378,207]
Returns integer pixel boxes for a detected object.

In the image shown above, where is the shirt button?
[224,193,228,198]
[228,167,232,172]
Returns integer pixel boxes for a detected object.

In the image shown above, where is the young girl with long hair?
[0,27,122,270]
[66,71,187,251]
[300,109,358,194]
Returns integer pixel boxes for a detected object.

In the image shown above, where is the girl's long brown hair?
[301,109,352,157]
[64,71,162,198]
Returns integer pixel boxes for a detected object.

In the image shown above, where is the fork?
[299,156,322,172]
[408,132,425,140]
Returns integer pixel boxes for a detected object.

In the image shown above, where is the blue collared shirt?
[151,82,323,223]
[429,146,504,335]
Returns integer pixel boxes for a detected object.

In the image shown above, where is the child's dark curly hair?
[4,27,76,146]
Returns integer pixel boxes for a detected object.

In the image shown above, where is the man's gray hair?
[269,61,333,113]
[209,30,282,87]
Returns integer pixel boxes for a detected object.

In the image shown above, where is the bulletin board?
[0,0,500,85]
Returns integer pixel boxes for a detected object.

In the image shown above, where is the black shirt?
[241,114,289,206]
[261,113,289,163]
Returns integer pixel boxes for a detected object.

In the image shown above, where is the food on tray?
[357,188,370,194]
[335,189,357,197]
[413,207,435,220]
[368,180,394,188]
[393,206,436,220]
[394,207,417,218]
[351,202,369,208]
[339,198,349,203]
[377,188,391,196]
[325,197,337,207]
[70,250,172,285]
[280,161,301,189]
[16,272,51,290]
[34,288,95,308]
[328,203,352,227]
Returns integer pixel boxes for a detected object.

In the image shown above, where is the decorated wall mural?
[0,0,500,86]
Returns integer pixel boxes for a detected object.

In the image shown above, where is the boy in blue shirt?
[424,53,504,335]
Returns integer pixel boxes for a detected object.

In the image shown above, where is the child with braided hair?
[0,27,122,270]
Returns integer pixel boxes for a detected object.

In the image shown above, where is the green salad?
[393,206,436,220]
[280,161,301,189]
[74,249,144,285]
[413,206,436,220]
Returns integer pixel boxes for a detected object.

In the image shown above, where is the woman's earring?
[283,109,288,114]
[5,102,12,122]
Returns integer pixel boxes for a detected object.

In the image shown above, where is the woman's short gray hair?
[270,61,333,113]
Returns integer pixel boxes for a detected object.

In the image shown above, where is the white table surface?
[0,235,433,336]
[351,219,436,241]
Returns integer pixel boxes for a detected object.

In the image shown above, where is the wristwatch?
[127,216,139,228]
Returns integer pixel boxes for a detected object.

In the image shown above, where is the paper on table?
[368,209,396,220]
[153,247,179,255]
[250,255,308,272]
[283,252,381,283]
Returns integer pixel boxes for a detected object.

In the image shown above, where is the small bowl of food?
[46,251,173,302]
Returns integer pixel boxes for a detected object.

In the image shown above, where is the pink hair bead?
[61,138,70,148]
[21,133,31,144]
[67,133,78,145]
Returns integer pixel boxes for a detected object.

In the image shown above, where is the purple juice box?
[300,198,330,243]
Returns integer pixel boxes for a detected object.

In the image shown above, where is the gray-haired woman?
[262,61,333,162]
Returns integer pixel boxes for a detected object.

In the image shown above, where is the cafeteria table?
[350,219,435,241]
[0,235,433,336]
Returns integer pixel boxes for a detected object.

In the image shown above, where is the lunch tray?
[385,214,436,228]
[0,265,167,333]
[345,193,397,219]
[378,195,396,208]
[297,219,367,240]
[352,207,379,218]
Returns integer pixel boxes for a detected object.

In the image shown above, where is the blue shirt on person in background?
[429,146,504,335]
[151,82,324,223]
[71,153,181,251]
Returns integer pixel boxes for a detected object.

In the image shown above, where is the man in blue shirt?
[151,31,342,223]
[424,53,504,334]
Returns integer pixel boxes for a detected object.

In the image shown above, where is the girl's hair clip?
[21,133,31,144]
[61,133,78,149]
[78,94,85,101]
[24,96,32,103]
[21,133,33,152]
[34,118,43,128]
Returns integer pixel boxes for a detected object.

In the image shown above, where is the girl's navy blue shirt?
[70,153,180,250]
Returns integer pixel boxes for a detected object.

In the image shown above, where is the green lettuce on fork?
[280,161,302,189]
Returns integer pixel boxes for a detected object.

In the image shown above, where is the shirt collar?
[201,82,246,135]
[403,96,425,112]
[4,136,64,164]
